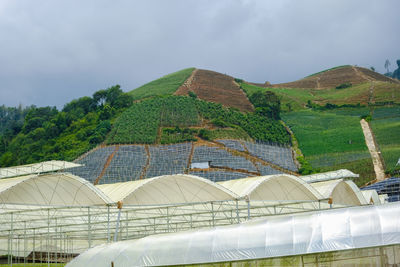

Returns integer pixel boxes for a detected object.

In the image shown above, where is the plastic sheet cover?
[67,202,400,267]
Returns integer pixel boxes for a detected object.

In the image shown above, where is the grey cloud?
[0,0,399,108]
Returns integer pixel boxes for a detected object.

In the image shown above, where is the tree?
[384,59,391,74]
[370,66,375,72]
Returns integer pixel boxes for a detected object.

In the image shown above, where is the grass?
[240,82,374,112]
[282,109,375,182]
[305,65,351,78]
[370,110,400,171]
[207,127,251,141]
[282,110,367,156]
[129,68,194,100]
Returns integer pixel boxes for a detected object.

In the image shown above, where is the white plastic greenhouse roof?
[311,179,368,206]
[96,174,238,205]
[0,160,82,179]
[67,202,400,267]
[218,174,322,201]
[0,173,112,206]
[301,169,359,183]
[362,189,381,205]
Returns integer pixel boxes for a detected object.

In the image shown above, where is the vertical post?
[166,207,170,232]
[246,197,251,221]
[107,205,110,243]
[211,202,215,227]
[47,209,50,267]
[114,201,123,242]
[32,229,35,264]
[88,207,92,248]
[24,221,26,266]
[10,212,13,266]
[236,200,240,223]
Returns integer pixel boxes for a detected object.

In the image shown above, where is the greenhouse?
[66,202,400,267]
[0,164,388,265]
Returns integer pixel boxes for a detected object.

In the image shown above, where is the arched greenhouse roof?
[0,173,112,206]
[362,189,381,205]
[96,174,238,205]
[311,179,368,206]
[218,174,322,201]
[66,202,400,267]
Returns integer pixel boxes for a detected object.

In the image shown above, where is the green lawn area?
[129,68,194,100]
[370,107,400,172]
[282,109,374,184]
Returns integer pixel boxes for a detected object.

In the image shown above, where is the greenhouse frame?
[0,162,389,265]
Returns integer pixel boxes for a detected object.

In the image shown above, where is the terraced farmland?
[72,140,296,184]
[282,109,374,185]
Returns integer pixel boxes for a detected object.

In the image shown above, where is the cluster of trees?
[248,91,281,120]
[384,59,400,79]
[109,95,291,145]
[0,85,132,167]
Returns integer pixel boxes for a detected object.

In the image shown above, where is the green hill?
[129,68,194,100]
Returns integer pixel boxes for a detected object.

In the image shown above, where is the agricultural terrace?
[129,68,194,100]
[107,96,290,145]
[282,109,374,185]
[370,106,400,174]
[175,69,254,112]
[240,81,400,112]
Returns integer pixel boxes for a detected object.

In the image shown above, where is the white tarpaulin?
[67,202,400,267]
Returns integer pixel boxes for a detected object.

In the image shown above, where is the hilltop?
[272,65,398,89]
[240,65,400,111]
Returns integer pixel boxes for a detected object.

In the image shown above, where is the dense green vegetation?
[282,109,374,183]
[129,68,194,100]
[240,81,400,112]
[370,107,400,174]
[0,85,132,167]
[160,127,198,144]
[108,95,290,145]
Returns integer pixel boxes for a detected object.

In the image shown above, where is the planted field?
[282,109,374,182]
[282,110,367,156]
[108,95,290,145]
[240,82,395,112]
[175,69,254,112]
[371,108,400,172]
[129,68,194,100]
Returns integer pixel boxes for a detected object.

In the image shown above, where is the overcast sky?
[0,0,399,108]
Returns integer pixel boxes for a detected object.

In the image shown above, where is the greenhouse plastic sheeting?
[67,202,400,267]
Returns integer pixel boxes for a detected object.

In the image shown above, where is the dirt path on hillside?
[360,119,385,181]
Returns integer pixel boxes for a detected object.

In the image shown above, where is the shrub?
[336,83,352,89]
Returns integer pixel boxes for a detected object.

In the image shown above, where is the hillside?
[175,69,254,112]
[240,66,400,111]
[272,65,398,89]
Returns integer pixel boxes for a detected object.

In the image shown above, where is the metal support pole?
[10,212,13,266]
[247,198,251,220]
[114,201,123,242]
[211,202,215,227]
[166,207,170,232]
[47,209,50,267]
[236,200,240,223]
[88,207,92,248]
[107,205,110,243]
[24,221,26,266]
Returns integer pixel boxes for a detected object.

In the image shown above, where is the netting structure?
[362,177,400,202]
[69,140,297,185]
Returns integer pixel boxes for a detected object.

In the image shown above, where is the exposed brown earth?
[271,66,399,89]
[175,69,254,112]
